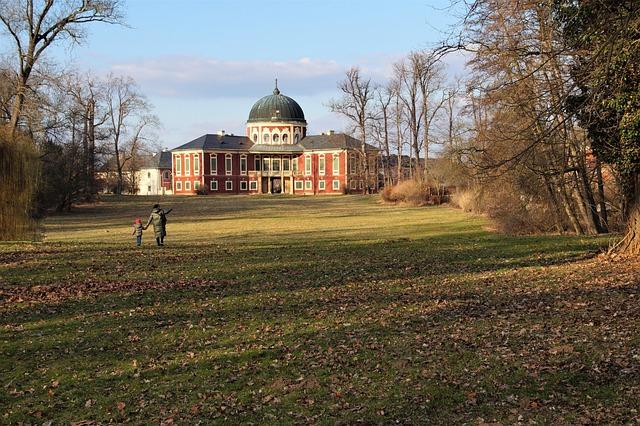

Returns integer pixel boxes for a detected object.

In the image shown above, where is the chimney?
[327,130,335,135]
[217,130,225,136]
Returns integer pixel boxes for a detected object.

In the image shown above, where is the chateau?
[166,83,379,195]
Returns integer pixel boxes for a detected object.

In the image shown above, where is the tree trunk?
[594,156,608,232]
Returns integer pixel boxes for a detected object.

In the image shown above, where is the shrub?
[381,180,437,206]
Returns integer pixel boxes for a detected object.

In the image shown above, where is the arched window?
[273,133,280,143]
[253,134,258,143]
[263,133,270,143]
[294,134,300,143]
[282,134,289,143]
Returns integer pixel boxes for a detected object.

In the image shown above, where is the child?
[132,218,144,246]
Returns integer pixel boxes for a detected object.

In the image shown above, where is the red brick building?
[171,84,378,195]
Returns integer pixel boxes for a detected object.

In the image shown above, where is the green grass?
[1,195,638,424]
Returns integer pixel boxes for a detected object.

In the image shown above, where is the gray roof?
[173,134,253,151]
[138,150,172,169]
[249,144,305,154]
[300,133,379,151]
[247,86,306,124]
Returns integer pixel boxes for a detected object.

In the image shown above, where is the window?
[163,170,170,180]
[147,172,151,178]
[304,156,311,175]
[185,156,191,176]
[175,155,181,176]
[225,155,232,175]
[319,155,325,175]
[255,157,261,171]
[262,158,270,172]
[253,134,258,143]
[240,181,248,191]
[194,180,200,190]
[350,180,356,190]
[250,181,257,190]
[147,185,151,192]
[295,180,303,190]
[292,158,298,172]
[294,134,300,143]
[283,157,290,171]
[273,133,279,143]
[272,158,281,173]
[263,133,270,143]
[333,155,339,175]
[225,180,233,191]
[349,154,356,174]
[282,134,288,143]
[210,155,218,175]
[305,180,312,190]
[194,155,200,175]
[319,180,325,190]
[359,180,364,190]
[240,156,247,175]
[210,180,218,191]
[333,180,340,190]
[185,180,191,191]
[176,181,182,191]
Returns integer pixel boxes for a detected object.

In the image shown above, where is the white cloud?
[109,55,346,98]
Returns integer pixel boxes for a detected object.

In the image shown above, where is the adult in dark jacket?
[144,204,172,246]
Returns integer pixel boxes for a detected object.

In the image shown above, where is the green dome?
[247,85,306,123]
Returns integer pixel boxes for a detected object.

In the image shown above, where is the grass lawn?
[1,195,639,424]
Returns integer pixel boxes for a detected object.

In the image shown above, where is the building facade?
[171,84,378,195]
[135,150,173,195]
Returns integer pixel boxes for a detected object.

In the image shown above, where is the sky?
[43,0,465,149]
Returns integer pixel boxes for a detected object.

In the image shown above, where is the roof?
[137,150,172,169]
[173,134,253,151]
[300,133,379,152]
[249,144,305,154]
[247,85,306,124]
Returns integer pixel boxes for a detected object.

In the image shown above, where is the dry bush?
[0,127,41,241]
[381,180,445,206]
[450,188,480,212]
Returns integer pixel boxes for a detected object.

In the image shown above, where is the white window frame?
[294,180,303,190]
[240,155,247,175]
[304,155,311,175]
[305,180,312,190]
[194,180,200,190]
[319,180,325,190]
[333,154,339,175]
[283,157,290,171]
[255,157,261,171]
[333,179,340,190]
[319,155,325,176]
[240,180,248,191]
[349,154,356,174]
[176,181,182,191]
[225,180,233,191]
[272,133,280,143]
[210,180,218,191]
[175,155,182,176]
[185,155,191,176]
[250,181,258,191]
[350,180,357,190]
[225,154,233,175]
[262,158,270,173]
[282,133,289,143]
[210,154,218,175]
[272,158,281,173]
[292,157,298,172]
[194,154,200,175]
[185,180,191,191]
[263,133,270,143]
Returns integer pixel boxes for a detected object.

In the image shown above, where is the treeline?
[333,0,639,250]
[0,1,158,240]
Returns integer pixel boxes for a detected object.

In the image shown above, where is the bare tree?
[329,67,376,193]
[0,0,123,136]
[371,84,393,186]
[104,75,157,194]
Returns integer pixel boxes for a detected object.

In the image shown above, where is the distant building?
[135,151,173,195]
[170,83,379,195]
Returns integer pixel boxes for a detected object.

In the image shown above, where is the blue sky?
[46,0,463,148]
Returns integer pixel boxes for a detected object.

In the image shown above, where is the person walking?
[144,204,172,246]
[132,218,144,247]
